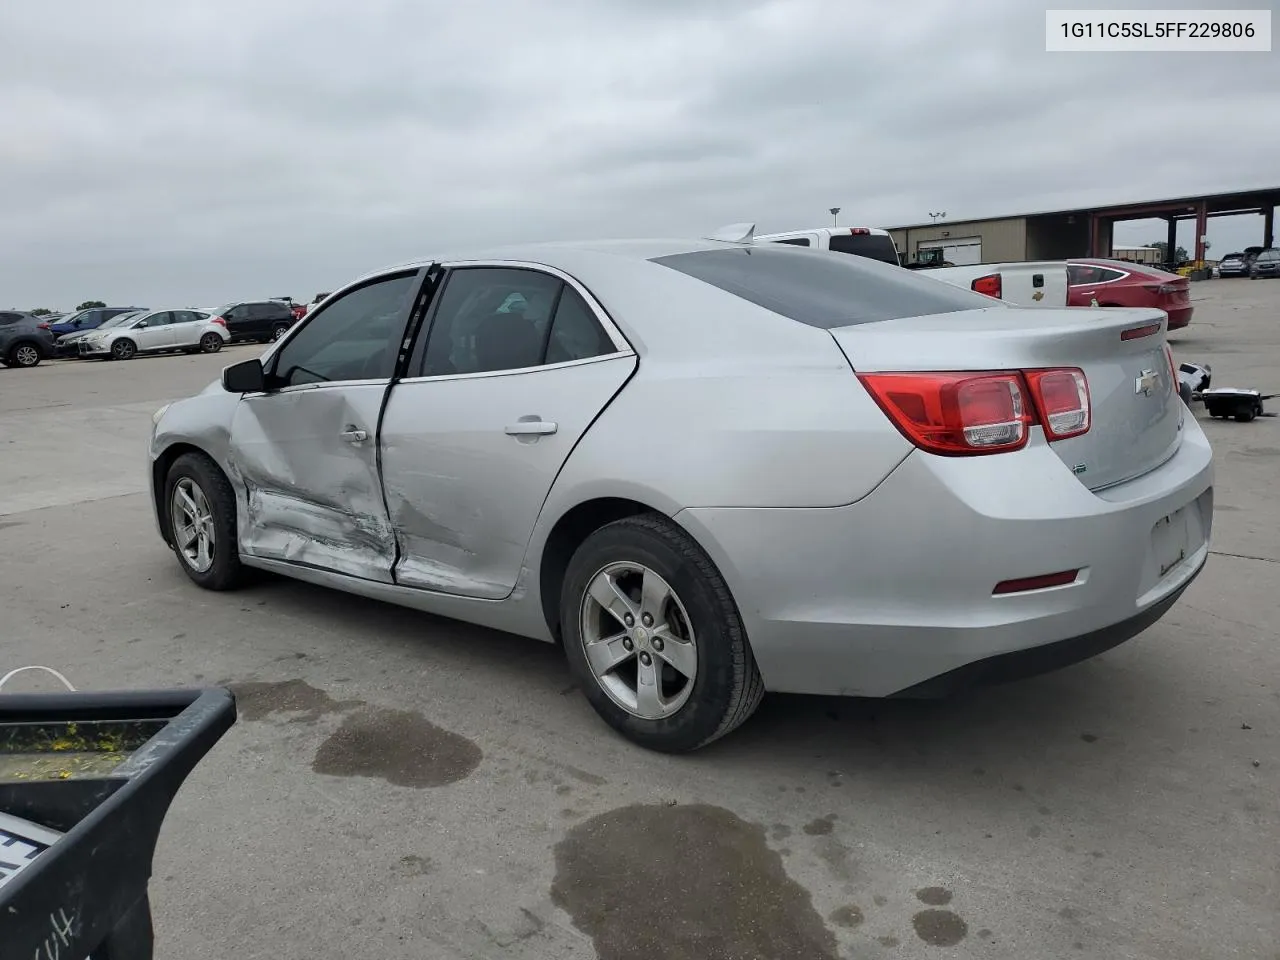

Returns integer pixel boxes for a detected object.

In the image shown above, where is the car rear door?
[168,311,203,347]
[379,264,636,599]
[227,269,425,581]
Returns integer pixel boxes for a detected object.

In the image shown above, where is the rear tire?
[8,342,42,368]
[164,452,245,591]
[560,514,764,752]
[111,338,137,360]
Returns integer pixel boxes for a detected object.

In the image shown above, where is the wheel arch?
[538,496,670,642]
[152,442,232,546]
[7,338,45,362]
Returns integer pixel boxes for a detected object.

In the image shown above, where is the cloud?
[1,0,1275,308]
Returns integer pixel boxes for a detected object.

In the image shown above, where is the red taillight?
[857,371,1033,456]
[859,367,1092,456]
[1120,322,1161,341]
[1143,283,1182,295]
[37,322,50,330]
[210,316,227,327]
[993,570,1080,595]
[1024,368,1090,440]
[971,274,1002,298]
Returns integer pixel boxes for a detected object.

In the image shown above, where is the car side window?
[271,273,418,387]
[145,312,171,326]
[1096,268,1126,283]
[225,305,247,320]
[772,237,811,247]
[1069,265,1103,285]
[545,287,616,364]
[420,268,562,377]
[0,313,21,325]
[171,311,198,324]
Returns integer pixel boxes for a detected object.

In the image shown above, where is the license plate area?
[1151,508,1190,580]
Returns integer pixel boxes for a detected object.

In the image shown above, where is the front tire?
[8,342,42,368]
[199,333,223,353]
[164,452,244,590]
[111,338,137,360]
[270,323,290,342]
[560,514,764,752]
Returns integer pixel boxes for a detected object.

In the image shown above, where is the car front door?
[227,270,424,582]
[132,312,175,351]
[380,265,636,599]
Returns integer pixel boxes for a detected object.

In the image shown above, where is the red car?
[1067,259,1193,330]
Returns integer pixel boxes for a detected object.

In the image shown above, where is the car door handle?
[339,427,368,443]
[504,419,558,436]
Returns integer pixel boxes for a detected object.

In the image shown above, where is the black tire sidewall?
[112,339,135,360]
[164,452,242,590]
[201,334,222,353]
[561,518,747,752]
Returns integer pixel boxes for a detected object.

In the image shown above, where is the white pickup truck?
[753,226,1069,307]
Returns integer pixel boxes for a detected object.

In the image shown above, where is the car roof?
[756,226,894,240]
[355,237,738,283]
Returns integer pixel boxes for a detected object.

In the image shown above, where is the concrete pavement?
[1,289,1277,959]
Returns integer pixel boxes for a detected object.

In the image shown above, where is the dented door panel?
[228,382,396,581]
[380,355,637,599]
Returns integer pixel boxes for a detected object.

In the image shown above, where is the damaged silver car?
[150,238,1213,752]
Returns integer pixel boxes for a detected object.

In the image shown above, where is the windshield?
[99,311,144,330]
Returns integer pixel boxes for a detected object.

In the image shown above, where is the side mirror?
[136,321,148,328]
[222,358,267,393]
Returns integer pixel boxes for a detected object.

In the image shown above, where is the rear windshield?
[826,232,901,265]
[650,245,994,328]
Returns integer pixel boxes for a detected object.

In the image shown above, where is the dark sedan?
[0,312,57,368]
[1249,249,1279,279]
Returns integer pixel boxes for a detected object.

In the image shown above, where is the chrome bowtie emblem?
[1135,368,1160,396]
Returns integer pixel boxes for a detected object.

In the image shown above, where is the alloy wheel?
[579,562,698,720]
[172,477,216,573]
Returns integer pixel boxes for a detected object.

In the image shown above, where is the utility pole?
[829,207,841,227]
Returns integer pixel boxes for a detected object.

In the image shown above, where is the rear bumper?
[1166,306,1193,329]
[677,418,1214,698]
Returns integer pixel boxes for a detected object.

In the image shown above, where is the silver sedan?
[148,238,1214,751]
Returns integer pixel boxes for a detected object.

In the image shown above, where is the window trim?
[399,260,634,385]
[260,266,428,394]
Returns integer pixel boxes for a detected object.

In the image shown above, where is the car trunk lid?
[830,306,1182,491]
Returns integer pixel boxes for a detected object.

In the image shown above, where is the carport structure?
[1085,186,1279,265]
[888,186,1279,267]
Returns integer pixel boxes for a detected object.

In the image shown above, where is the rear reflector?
[859,367,1093,456]
[1024,368,1090,440]
[993,570,1080,595]
[1120,322,1162,341]
[971,274,1002,299]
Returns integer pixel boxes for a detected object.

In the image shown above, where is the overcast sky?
[2,0,1277,309]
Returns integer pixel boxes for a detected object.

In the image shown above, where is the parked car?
[1067,259,1193,330]
[48,306,147,338]
[1217,252,1250,278]
[147,238,1213,752]
[209,300,297,343]
[75,309,229,360]
[55,310,146,357]
[1248,248,1279,279]
[0,312,57,368]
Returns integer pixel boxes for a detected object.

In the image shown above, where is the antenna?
[705,222,756,244]
[928,211,946,224]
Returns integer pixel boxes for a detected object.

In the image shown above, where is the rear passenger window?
[0,314,22,325]
[652,245,992,328]
[546,288,615,364]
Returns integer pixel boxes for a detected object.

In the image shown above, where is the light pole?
[929,211,946,224]
[829,207,841,227]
